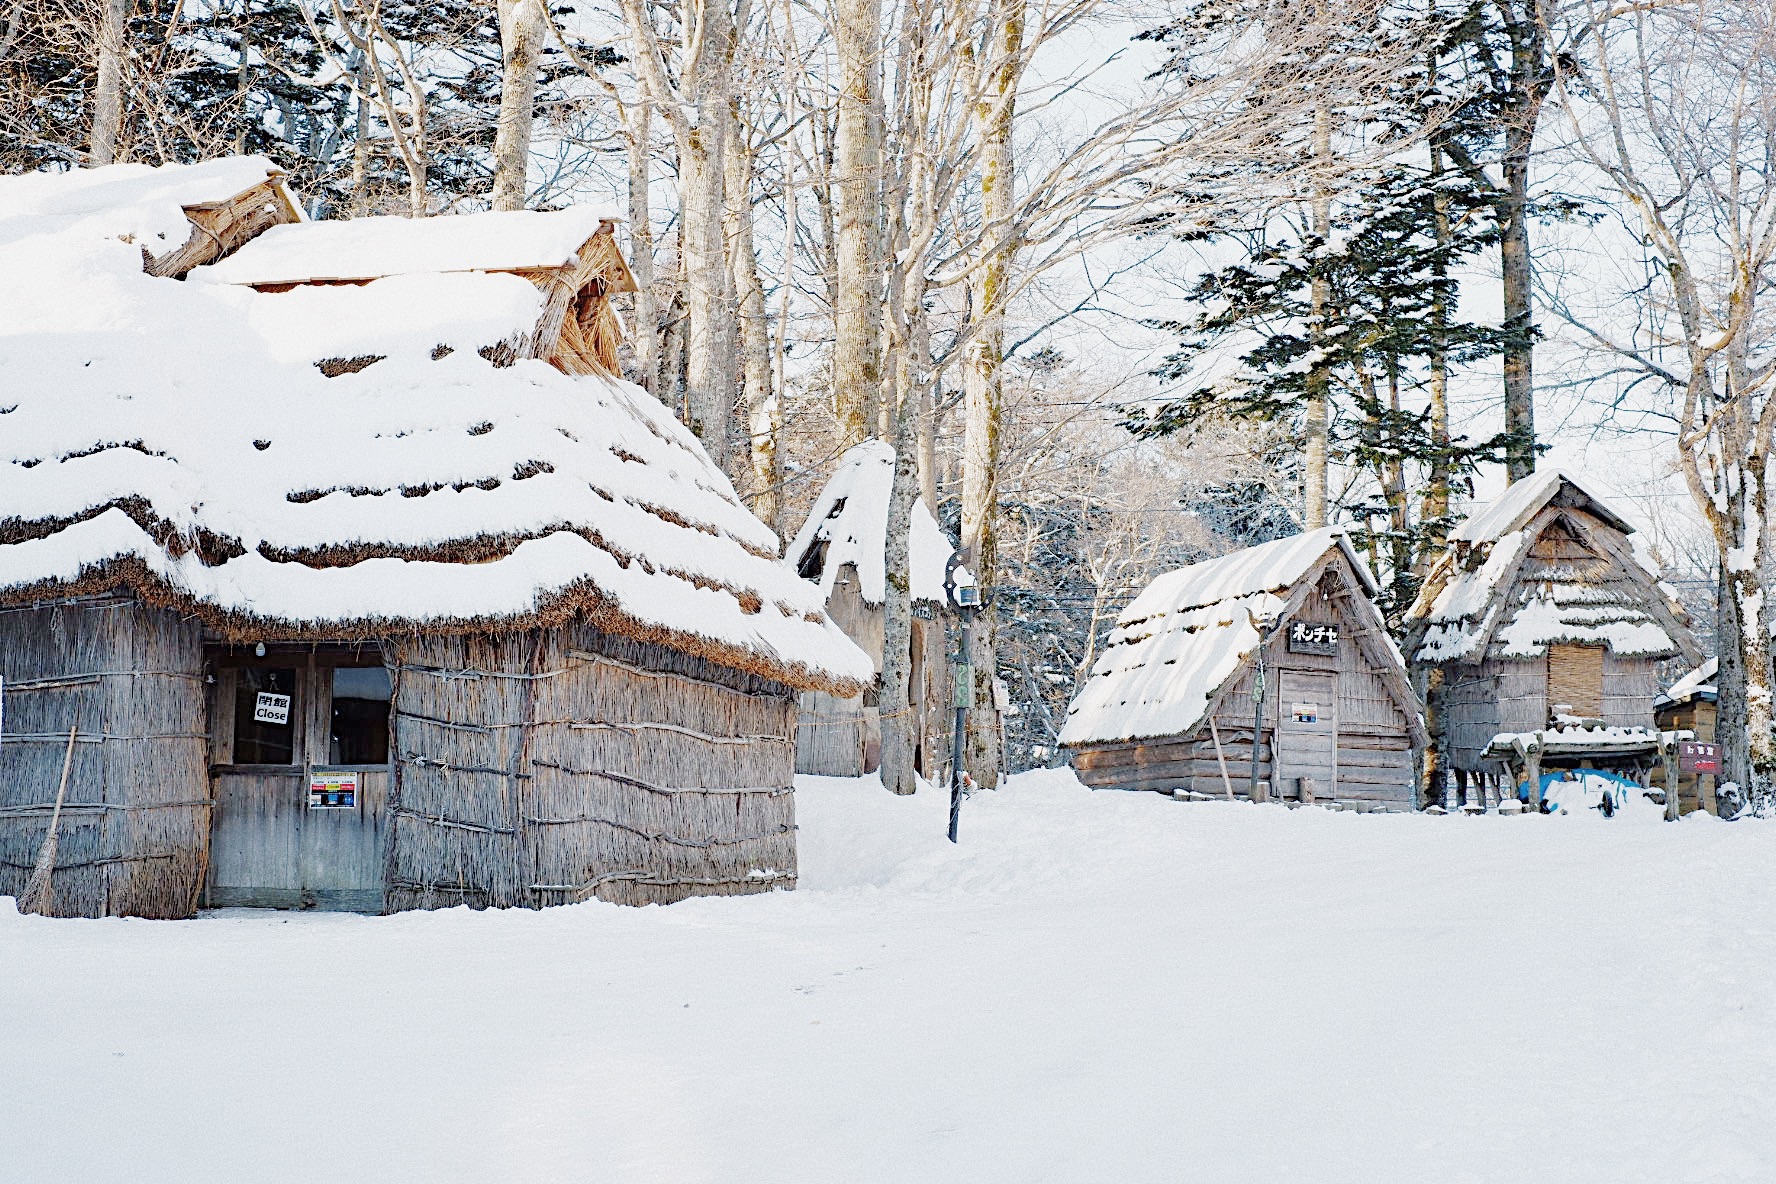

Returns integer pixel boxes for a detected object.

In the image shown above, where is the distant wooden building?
[1060,529,1425,810]
[785,442,955,780]
[0,157,871,919]
[1404,470,1699,809]
[1655,659,1718,815]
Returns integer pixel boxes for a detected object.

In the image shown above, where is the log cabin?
[1404,469,1699,811]
[785,441,956,780]
[0,157,872,919]
[1060,528,1426,810]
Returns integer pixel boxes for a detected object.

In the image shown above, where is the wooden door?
[205,657,389,912]
[1275,670,1338,800]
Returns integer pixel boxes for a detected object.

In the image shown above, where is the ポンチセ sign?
[1678,741,1721,774]
[1286,620,1340,656]
[309,771,359,809]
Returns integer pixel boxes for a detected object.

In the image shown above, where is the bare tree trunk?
[917,363,939,511]
[1303,100,1332,529]
[1424,124,1451,544]
[350,51,371,214]
[619,0,742,463]
[832,0,885,446]
[90,0,130,164]
[1498,0,1545,482]
[625,101,660,394]
[726,104,781,531]
[491,0,547,211]
[878,417,923,796]
[1717,553,1749,797]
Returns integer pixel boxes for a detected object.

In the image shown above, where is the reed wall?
[383,622,798,910]
[0,596,209,917]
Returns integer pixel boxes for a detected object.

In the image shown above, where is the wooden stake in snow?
[18,726,77,916]
[1208,718,1236,801]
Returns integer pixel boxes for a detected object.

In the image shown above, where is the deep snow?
[4,769,1773,1183]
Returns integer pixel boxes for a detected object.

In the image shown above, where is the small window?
[233,667,299,764]
[797,539,829,581]
[330,665,392,765]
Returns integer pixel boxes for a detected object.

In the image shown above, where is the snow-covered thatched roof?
[0,157,872,695]
[1406,469,1694,666]
[1656,657,1717,709]
[1059,528,1414,747]
[786,441,957,606]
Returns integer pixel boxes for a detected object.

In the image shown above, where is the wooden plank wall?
[0,597,209,917]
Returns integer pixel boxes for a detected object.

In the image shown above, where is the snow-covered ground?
[5,769,1773,1182]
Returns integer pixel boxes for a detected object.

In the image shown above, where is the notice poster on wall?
[253,692,291,725]
[309,771,359,809]
[1291,702,1320,724]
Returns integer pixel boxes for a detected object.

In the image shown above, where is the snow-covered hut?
[785,442,956,779]
[1060,528,1426,810]
[1404,470,1698,807]
[0,158,872,919]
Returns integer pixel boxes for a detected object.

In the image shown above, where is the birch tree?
[1551,0,1776,796]
[620,0,745,463]
[490,0,547,209]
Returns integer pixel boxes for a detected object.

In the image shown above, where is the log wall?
[0,596,210,917]
[384,622,799,910]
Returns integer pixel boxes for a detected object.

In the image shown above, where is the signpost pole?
[943,555,979,844]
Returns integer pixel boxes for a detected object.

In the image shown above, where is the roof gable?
[786,441,957,606]
[194,205,624,286]
[1408,483,1695,665]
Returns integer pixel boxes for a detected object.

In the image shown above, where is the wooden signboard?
[1678,741,1721,774]
[1286,620,1340,657]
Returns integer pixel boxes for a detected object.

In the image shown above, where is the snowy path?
[5,770,1774,1183]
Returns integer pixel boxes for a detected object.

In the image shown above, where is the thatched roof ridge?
[0,157,873,696]
[195,205,625,286]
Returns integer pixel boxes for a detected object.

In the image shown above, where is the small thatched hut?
[784,442,956,779]
[1404,469,1699,808]
[1060,529,1426,810]
[0,158,871,919]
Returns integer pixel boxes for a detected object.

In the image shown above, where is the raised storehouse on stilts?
[1404,469,1699,811]
[1060,529,1426,810]
[0,157,872,919]
[784,441,955,779]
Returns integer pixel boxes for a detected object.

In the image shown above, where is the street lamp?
[943,554,982,843]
